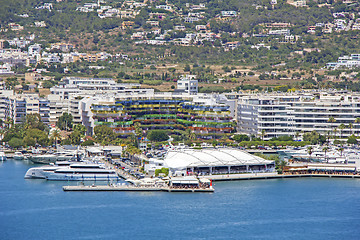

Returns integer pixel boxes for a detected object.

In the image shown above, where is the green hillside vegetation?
[1,0,360,91]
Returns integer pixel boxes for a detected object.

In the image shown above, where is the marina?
[1,159,360,240]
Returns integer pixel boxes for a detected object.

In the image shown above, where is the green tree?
[185,129,196,141]
[347,134,357,145]
[184,64,191,72]
[24,128,49,146]
[50,128,61,148]
[328,117,336,137]
[279,160,287,174]
[322,146,329,163]
[56,112,73,131]
[303,131,325,145]
[348,123,353,136]
[307,146,313,163]
[147,130,169,142]
[233,134,249,142]
[355,117,360,136]
[339,147,344,157]
[260,129,266,141]
[24,114,46,131]
[8,137,23,149]
[94,125,116,144]
[73,124,86,136]
[338,123,346,138]
[23,136,36,147]
[155,167,169,177]
[5,117,13,129]
[81,139,95,146]
[69,131,81,145]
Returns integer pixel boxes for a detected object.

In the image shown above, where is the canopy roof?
[164,148,273,169]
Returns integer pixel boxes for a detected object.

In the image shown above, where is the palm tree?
[190,131,196,141]
[0,129,5,141]
[134,122,143,139]
[328,117,336,137]
[280,160,287,173]
[325,131,331,145]
[185,129,196,141]
[5,117,13,129]
[339,147,344,157]
[333,127,338,140]
[355,117,360,136]
[295,131,300,141]
[323,146,329,163]
[51,128,61,149]
[129,133,136,145]
[338,123,346,139]
[348,123,353,136]
[260,129,266,141]
[307,146,313,163]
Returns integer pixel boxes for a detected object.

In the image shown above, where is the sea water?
[1,160,360,240]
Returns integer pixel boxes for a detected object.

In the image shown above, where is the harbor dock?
[63,185,214,192]
[204,172,360,181]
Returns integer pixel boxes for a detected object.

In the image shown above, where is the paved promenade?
[201,172,360,181]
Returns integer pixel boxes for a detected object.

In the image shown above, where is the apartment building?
[0,90,14,122]
[5,93,49,125]
[50,77,149,99]
[237,92,360,139]
[291,94,360,136]
[237,95,298,140]
[86,91,235,138]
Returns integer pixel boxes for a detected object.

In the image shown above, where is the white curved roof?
[164,148,273,169]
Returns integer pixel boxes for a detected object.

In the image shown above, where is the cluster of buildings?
[6,0,360,56]
[308,11,360,34]
[0,76,237,140]
[327,54,360,69]
[2,75,360,142]
[0,37,113,70]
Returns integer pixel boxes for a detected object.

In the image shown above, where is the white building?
[176,75,198,95]
[5,93,49,125]
[50,77,146,99]
[221,11,237,17]
[0,90,14,122]
[327,54,360,69]
[237,93,360,139]
[237,95,297,140]
[28,44,41,56]
[164,147,275,176]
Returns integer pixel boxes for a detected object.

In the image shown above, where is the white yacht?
[13,152,24,160]
[25,162,119,181]
[28,151,82,164]
[24,161,73,179]
[0,152,6,161]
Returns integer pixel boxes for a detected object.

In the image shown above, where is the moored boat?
[25,162,119,181]
[28,151,82,164]
[13,152,24,160]
[24,161,73,179]
[0,152,6,161]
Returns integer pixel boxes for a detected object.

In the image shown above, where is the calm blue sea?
[1,160,360,240]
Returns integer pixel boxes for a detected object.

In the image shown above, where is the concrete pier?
[63,185,214,192]
[203,173,360,181]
